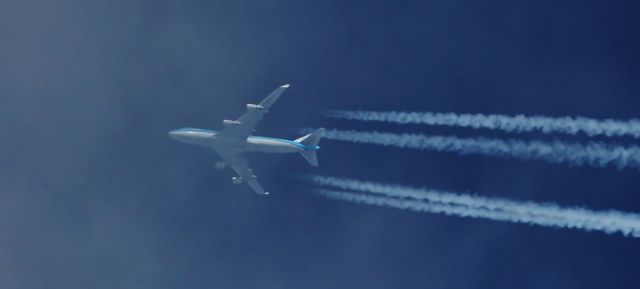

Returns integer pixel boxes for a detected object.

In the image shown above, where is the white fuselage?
[168,128,313,154]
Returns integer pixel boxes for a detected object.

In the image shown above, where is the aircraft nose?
[168,130,181,140]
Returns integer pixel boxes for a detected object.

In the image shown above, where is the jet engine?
[214,161,228,169]
[246,104,265,111]
[232,176,244,184]
[223,120,242,127]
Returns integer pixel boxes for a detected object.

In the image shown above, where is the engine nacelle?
[246,104,265,111]
[232,176,244,184]
[223,120,242,127]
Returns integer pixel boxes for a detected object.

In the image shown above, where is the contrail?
[306,176,640,237]
[315,189,640,238]
[315,189,562,225]
[326,110,640,139]
[308,175,640,224]
[324,129,640,170]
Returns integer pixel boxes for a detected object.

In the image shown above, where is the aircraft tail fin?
[295,128,325,167]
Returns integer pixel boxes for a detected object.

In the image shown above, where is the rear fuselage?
[168,128,318,153]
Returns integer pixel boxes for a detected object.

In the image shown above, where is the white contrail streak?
[325,110,640,138]
[315,189,560,225]
[324,129,640,170]
[306,176,640,237]
[315,189,640,237]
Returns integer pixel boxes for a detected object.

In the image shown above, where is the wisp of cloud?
[306,175,640,237]
[323,129,640,170]
[326,110,640,138]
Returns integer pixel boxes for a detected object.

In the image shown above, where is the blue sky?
[1,0,639,288]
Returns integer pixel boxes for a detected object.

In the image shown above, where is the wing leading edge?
[216,84,290,141]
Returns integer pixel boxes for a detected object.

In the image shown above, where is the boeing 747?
[169,84,325,195]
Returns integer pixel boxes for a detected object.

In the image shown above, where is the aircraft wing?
[214,148,268,195]
[216,84,290,141]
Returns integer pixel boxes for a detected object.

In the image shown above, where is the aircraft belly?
[245,138,298,153]
[185,136,216,147]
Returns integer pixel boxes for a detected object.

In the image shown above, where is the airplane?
[168,84,325,195]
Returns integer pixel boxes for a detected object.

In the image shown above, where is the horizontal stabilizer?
[301,150,318,167]
[295,128,325,147]
[296,128,325,167]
